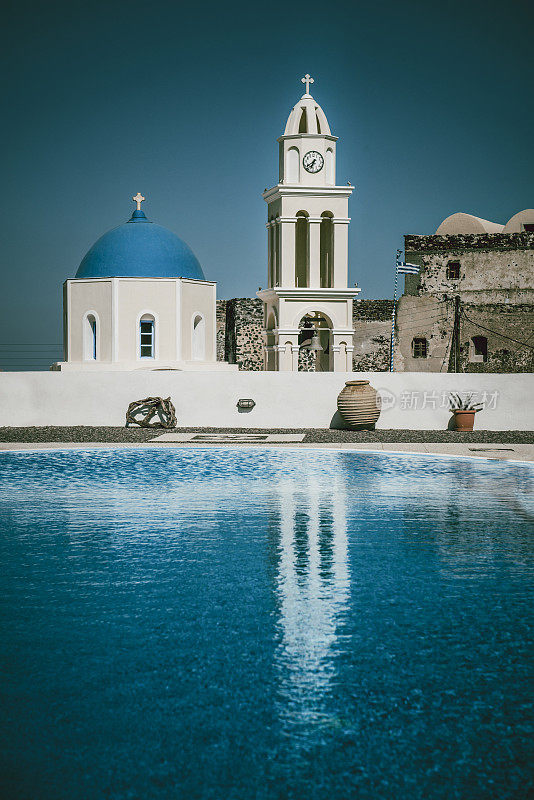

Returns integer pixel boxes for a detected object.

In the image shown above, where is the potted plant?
[448,392,483,431]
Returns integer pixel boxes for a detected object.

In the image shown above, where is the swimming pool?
[1,447,533,799]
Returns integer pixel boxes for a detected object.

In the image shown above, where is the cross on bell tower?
[301,74,314,95]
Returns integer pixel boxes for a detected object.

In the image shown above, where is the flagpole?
[389,250,401,372]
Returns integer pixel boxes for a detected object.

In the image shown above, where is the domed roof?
[435,212,504,235]
[502,209,534,233]
[284,75,332,136]
[75,202,205,280]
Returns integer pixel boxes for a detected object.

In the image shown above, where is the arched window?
[139,314,155,359]
[83,313,97,361]
[192,314,206,361]
[470,336,487,363]
[295,211,309,287]
[412,337,428,358]
[320,212,334,287]
[298,107,308,133]
[325,148,334,184]
[286,147,300,183]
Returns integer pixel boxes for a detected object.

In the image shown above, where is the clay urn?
[337,380,381,430]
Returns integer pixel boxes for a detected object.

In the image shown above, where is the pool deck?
[0,427,533,462]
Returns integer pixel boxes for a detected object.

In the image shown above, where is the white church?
[55,76,357,374]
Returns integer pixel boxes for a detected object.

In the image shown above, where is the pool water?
[0,447,533,800]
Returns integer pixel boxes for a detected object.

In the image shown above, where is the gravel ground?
[1,426,532,444]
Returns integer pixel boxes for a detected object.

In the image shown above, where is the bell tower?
[258,76,360,372]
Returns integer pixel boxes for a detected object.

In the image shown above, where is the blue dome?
[75,209,205,280]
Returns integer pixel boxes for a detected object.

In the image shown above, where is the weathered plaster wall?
[404,232,534,303]
[459,304,534,373]
[398,233,534,372]
[1,371,532,429]
[394,296,452,373]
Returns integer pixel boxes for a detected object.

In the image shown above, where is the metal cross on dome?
[133,192,145,210]
[301,74,314,94]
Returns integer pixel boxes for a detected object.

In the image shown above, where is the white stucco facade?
[1,371,532,430]
[258,77,360,372]
[55,277,233,371]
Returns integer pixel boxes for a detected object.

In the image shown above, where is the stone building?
[394,209,534,372]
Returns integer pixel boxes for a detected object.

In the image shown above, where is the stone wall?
[221,298,264,371]
[216,300,227,362]
[219,297,396,372]
[352,300,394,372]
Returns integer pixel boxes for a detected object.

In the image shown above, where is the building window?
[470,336,488,363]
[83,313,97,360]
[523,223,534,232]
[192,314,206,361]
[412,337,428,358]
[446,261,460,280]
[139,317,155,358]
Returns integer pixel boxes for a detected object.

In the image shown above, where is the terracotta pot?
[452,409,476,431]
[337,380,381,430]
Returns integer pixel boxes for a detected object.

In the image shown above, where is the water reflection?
[273,471,350,738]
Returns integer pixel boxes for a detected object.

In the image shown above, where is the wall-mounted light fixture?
[237,398,256,410]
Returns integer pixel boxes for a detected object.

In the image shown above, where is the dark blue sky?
[1,0,532,369]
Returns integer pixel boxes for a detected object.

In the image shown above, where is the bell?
[308,331,323,353]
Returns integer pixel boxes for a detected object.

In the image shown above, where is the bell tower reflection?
[274,473,350,733]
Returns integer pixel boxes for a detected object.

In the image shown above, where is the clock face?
[303,150,324,173]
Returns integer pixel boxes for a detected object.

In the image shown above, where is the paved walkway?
[1,440,533,462]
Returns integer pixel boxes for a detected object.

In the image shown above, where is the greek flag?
[396,260,419,275]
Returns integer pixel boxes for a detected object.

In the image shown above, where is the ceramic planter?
[337,380,381,430]
[452,409,476,431]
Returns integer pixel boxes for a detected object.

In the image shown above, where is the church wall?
[68,279,113,362]
[1,371,532,430]
[180,280,216,362]
[117,279,177,362]
[280,195,348,218]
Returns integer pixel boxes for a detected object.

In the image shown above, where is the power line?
[460,309,534,350]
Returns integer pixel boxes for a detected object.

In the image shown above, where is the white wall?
[0,372,532,430]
